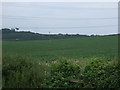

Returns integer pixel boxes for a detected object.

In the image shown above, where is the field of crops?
[3,35,118,60]
[2,35,120,88]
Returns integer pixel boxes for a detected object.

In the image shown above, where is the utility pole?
[49,31,50,41]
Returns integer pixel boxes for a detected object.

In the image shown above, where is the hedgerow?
[2,55,120,88]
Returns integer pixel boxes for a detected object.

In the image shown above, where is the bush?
[2,55,46,88]
[44,58,81,88]
[83,58,120,88]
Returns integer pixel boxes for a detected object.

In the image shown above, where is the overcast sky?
[1,2,118,35]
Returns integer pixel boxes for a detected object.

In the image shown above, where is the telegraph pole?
[49,31,50,42]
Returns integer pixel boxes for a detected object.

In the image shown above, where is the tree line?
[1,28,91,41]
[0,28,113,41]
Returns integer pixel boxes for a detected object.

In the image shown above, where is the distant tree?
[15,27,19,30]
[10,28,15,33]
[76,34,80,36]
[58,33,63,36]
[91,34,95,37]
[2,28,11,34]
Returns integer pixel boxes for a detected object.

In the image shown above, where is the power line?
[1,4,117,10]
[1,15,118,20]
[11,25,117,29]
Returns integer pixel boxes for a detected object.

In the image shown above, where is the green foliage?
[1,28,89,41]
[44,58,81,88]
[2,55,46,88]
[2,55,120,88]
[2,34,119,88]
[83,58,120,88]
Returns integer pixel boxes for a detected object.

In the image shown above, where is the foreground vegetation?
[2,34,119,88]
[3,55,120,88]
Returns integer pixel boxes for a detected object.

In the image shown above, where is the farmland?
[3,35,118,60]
[2,34,120,88]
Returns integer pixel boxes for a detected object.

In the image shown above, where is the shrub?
[44,58,81,88]
[2,55,46,88]
[83,58,120,88]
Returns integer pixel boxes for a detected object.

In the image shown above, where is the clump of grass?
[2,54,50,88]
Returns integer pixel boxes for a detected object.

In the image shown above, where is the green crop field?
[3,35,118,61]
[2,35,120,88]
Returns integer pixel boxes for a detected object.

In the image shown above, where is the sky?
[1,2,118,35]
[1,0,119,2]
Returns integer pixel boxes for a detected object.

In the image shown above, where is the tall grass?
[2,54,50,88]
